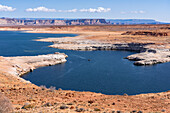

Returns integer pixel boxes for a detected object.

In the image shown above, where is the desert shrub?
[40,85,47,90]
[0,93,13,113]
[58,88,62,91]
[49,86,56,92]
[22,103,34,109]
[94,108,101,111]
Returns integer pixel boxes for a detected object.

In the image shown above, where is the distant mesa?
[0,18,107,26]
[0,17,169,26]
[106,19,168,25]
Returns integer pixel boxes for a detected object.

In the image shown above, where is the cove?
[0,31,170,95]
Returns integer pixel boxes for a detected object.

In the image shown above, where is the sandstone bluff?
[0,18,107,26]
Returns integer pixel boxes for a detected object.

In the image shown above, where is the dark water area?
[0,31,170,95]
[0,31,77,56]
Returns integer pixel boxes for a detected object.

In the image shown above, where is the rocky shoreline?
[37,35,170,66]
[0,25,170,112]
[0,52,67,78]
[126,49,170,65]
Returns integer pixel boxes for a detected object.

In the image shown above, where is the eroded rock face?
[122,31,169,36]
[37,37,150,52]
[0,93,13,113]
[0,18,107,26]
[50,42,149,52]
[126,49,170,65]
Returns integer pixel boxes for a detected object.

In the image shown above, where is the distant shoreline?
[0,17,169,26]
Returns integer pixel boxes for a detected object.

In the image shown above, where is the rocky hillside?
[0,18,107,26]
[121,31,169,36]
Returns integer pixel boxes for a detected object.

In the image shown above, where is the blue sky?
[0,0,169,22]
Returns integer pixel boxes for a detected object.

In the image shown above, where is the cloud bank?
[0,4,16,12]
[26,7,111,13]
[58,9,77,13]
[121,10,145,14]
[80,7,111,13]
[26,7,56,12]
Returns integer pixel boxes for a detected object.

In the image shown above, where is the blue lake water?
[0,31,170,95]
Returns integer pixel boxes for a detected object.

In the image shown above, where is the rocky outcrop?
[0,52,67,77]
[50,41,149,52]
[125,49,170,65]
[0,93,13,113]
[0,18,107,26]
[160,27,170,29]
[122,31,169,36]
[37,36,151,52]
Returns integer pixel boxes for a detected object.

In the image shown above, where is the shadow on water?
[0,31,170,95]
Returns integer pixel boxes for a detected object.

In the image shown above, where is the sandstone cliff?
[0,18,107,26]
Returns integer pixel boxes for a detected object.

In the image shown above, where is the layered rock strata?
[122,31,169,36]
[0,18,107,26]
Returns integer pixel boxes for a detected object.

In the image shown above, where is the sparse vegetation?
[22,103,34,109]
[40,85,47,90]
[58,88,62,91]
[49,86,56,92]
[94,108,101,111]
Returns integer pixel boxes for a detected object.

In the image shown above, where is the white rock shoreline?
[37,36,170,66]
[0,52,67,79]
[126,49,170,65]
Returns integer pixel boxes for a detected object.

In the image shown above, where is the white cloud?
[121,10,145,14]
[66,9,77,13]
[26,7,56,12]
[79,7,111,13]
[26,7,77,13]
[0,4,16,12]
[130,11,138,14]
[25,6,111,13]
[58,9,77,13]
[138,10,145,14]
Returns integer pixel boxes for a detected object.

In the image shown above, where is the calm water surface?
[0,31,170,95]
